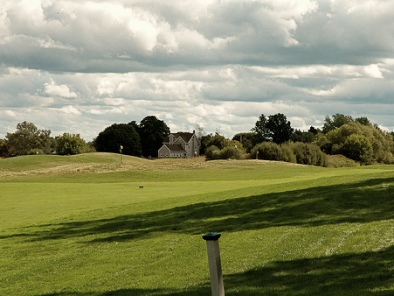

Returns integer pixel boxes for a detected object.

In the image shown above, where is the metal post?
[202,232,225,296]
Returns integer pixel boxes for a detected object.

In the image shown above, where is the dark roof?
[174,132,193,142]
[164,144,186,152]
[163,132,194,143]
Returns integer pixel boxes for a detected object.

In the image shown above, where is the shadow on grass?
[8,176,393,243]
[38,245,394,296]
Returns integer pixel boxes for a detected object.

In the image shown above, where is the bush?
[325,155,359,168]
[204,140,246,160]
[219,145,245,160]
[205,145,221,160]
[285,142,326,166]
[56,133,88,155]
[320,122,394,164]
[250,142,296,163]
[341,134,373,165]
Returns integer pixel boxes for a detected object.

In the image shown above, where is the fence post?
[202,232,225,296]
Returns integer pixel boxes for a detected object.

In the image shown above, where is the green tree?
[95,123,141,156]
[290,127,318,143]
[355,117,372,126]
[320,122,394,164]
[0,139,8,157]
[341,134,373,165]
[6,121,53,155]
[322,114,353,133]
[204,133,229,150]
[56,133,88,155]
[252,113,293,144]
[252,114,270,142]
[232,132,258,152]
[138,116,170,157]
[204,134,246,160]
[266,113,293,144]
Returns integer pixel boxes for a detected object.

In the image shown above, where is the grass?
[0,153,394,295]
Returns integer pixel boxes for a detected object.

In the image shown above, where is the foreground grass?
[0,154,393,295]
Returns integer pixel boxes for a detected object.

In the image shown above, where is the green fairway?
[1,154,393,295]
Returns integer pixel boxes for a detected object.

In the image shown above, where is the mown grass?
[0,154,393,295]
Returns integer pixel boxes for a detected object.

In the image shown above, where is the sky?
[1,0,394,141]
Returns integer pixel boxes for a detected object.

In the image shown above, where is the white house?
[158,131,201,158]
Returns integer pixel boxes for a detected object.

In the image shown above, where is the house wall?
[183,134,200,157]
[158,145,186,158]
[158,146,170,158]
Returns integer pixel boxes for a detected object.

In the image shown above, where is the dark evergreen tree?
[266,113,293,144]
[138,116,170,157]
[95,123,141,156]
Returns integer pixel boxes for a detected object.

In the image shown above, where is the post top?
[202,232,221,241]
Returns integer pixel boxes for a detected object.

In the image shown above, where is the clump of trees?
[4,121,54,156]
[1,121,91,157]
[55,133,90,155]
[204,133,246,160]
[94,123,141,156]
[249,141,326,166]
[317,118,394,165]
[93,116,170,157]
[203,112,394,167]
[252,113,293,144]
[0,116,171,158]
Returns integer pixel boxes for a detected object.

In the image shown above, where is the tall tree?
[6,121,53,155]
[95,123,141,156]
[252,114,271,142]
[138,116,170,157]
[266,113,293,144]
[322,114,353,133]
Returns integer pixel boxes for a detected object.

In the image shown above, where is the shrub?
[56,133,88,155]
[205,140,246,160]
[219,145,245,160]
[205,145,221,160]
[341,134,373,165]
[321,122,394,164]
[325,155,359,168]
[250,142,296,163]
[285,142,327,166]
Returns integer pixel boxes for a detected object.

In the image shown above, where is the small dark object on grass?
[139,186,144,188]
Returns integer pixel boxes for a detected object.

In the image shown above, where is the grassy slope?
[0,154,393,295]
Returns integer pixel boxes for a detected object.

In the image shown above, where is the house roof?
[163,132,194,143]
[175,132,194,142]
[163,144,186,152]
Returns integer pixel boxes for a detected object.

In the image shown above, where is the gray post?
[202,232,225,296]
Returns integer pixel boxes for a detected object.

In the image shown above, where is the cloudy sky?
[1,0,394,140]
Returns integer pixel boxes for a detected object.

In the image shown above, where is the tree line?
[204,113,394,166]
[0,116,170,158]
[1,113,394,166]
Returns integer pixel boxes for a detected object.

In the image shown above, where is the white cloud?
[1,0,394,140]
[364,64,383,79]
[43,79,77,98]
[60,105,81,115]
